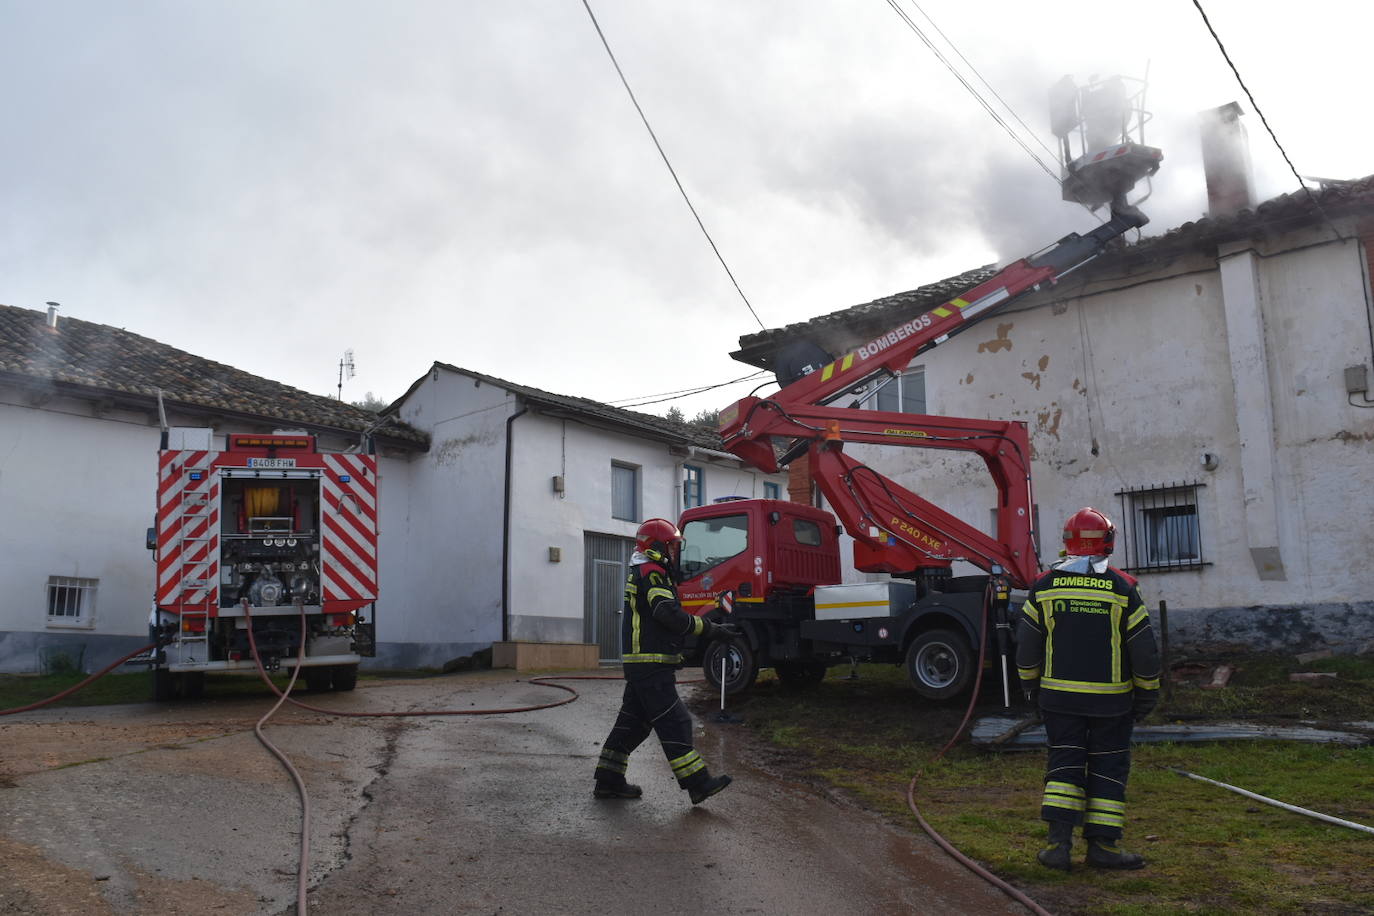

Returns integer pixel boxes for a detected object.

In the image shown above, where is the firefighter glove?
[1132,692,1158,723]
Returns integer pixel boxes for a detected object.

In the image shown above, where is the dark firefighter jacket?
[621,559,708,668]
[1015,563,1161,716]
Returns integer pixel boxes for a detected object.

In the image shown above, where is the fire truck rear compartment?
[219,476,322,610]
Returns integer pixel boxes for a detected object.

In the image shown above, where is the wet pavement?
[2,672,1028,915]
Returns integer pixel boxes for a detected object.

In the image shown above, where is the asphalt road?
[1,672,1027,915]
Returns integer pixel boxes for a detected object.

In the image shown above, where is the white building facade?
[386,363,787,666]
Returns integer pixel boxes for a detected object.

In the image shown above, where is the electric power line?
[612,369,771,409]
[882,0,1061,186]
[580,0,767,329]
[1190,0,1345,241]
[905,0,1061,167]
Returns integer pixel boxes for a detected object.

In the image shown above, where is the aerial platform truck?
[679,75,1162,700]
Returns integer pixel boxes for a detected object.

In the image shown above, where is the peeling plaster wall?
[844,228,1374,650]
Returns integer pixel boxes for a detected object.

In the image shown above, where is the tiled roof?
[0,304,427,447]
[734,174,1374,368]
[424,362,731,452]
[731,264,1000,371]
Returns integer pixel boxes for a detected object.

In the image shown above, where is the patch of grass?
[706,653,1374,916]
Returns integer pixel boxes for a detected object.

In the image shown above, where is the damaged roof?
[0,304,427,448]
[733,174,1374,370]
[419,362,731,452]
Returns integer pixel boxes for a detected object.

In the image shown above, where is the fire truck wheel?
[331,664,359,691]
[774,660,827,687]
[905,629,974,700]
[702,639,757,696]
[305,667,334,692]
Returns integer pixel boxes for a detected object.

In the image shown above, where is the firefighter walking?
[594,518,734,805]
[1017,507,1162,870]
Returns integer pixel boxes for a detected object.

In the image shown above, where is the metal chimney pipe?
[45,301,59,329]
[1198,102,1255,218]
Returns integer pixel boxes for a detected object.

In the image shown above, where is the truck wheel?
[305,667,333,692]
[905,629,974,700]
[774,660,827,687]
[702,639,757,696]
[331,664,359,691]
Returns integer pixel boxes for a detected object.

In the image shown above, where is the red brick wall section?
[787,454,813,505]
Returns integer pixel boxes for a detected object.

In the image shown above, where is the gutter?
[501,401,529,643]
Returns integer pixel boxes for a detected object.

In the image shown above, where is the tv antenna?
[337,349,355,400]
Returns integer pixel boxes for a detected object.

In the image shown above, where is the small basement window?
[1115,482,1209,573]
[47,576,98,628]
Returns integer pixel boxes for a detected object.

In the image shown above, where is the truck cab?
[677,498,1007,700]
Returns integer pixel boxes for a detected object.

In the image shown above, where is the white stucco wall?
[384,367,513,667]
[389,365,786,654]
[0,392,158,672]
[844,226,1374,648]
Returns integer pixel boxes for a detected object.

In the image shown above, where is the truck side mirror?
[146,527,157,551]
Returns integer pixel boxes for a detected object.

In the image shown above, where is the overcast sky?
[3,1,1370,420]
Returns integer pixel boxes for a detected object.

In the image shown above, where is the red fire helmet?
[1062,507,1116,556]
[635,518,683,565]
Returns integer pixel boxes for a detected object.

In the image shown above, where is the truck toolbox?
[813,582,915,621]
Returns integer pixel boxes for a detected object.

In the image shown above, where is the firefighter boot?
[593,779,643,799]
[688,773,732,805]
[1085,837,1145,870]
[1036,821,1074,872]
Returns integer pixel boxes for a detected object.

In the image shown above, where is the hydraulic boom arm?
[718,204,1149,588]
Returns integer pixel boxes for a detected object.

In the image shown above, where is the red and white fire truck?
[148,430,377,699]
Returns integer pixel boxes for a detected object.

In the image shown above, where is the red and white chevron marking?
[321,454,377,606]
[155,450,220,610]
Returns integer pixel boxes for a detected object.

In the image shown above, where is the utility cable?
[579,0,766,330]
[1189,0,1345,241]
[609,369,771,408]
[904,0,1059,167]
[882,0,1060,187]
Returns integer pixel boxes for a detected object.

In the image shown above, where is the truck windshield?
[681,514,748,579]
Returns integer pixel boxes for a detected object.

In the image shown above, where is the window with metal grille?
[683,465,704,508]
[47,576,98,627]
[1115,482,1209,573]
[611,462,640,522]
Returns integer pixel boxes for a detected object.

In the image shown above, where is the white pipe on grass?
[1170,768,1374,836]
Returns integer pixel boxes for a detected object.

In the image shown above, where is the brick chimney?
[1198,101,1255,217]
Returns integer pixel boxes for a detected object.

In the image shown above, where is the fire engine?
[681,81,1162,700]
[148,429,377,700]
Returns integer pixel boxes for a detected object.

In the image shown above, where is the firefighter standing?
[1016,507,1161,870]
[593,518,734,805]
